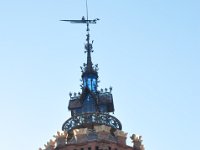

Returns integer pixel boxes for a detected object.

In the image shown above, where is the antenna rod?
[86,0,89,20]
[86,0,89,32]
[60,0,99,71]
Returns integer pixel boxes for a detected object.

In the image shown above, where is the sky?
[0,0,200,150]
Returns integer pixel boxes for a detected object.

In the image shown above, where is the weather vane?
[60,0,99,69]
[60,0,99,34]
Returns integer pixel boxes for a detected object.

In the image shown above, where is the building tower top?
[60,0,122,137]
[39,1,145,150]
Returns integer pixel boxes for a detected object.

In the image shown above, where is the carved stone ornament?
[94,125,111,133]
[130,134,145,150]
[53,131,68,139]
[43,139,55,150]
[73,128,88,135]
[53,131,68,147]
[114,130,127,137]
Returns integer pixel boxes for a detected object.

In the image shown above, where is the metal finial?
[69,92,72,98]
[60,0,99,74]
[109,86,113,92]
[86,0,89,31]
[105,88,108,92]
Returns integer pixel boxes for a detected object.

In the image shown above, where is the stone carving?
[114,130,127,137]
[73,128,88,135]
[130,134,145,150]
[53,131,68,147]
[94,125,111,133]
[72,128,88,143]
[43,139,55,150]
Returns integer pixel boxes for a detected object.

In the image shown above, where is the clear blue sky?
[0,0,199,150]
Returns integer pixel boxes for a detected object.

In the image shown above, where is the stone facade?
[40,125,144,150]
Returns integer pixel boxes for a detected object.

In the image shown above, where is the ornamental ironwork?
[62,113,122,132]
[61,0,123,133]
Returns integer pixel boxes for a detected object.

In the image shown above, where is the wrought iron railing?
[62,113,122,132]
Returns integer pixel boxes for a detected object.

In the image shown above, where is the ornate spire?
[85,0,93,73]
[61,0,121,135]
[85,33,93,73]
[60,17,99,77]
[40,1,146,149]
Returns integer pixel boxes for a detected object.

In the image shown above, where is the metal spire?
[85,0,92,72]
[60,0,99,73]
[86,0,89,31]
[61,0,122,134]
